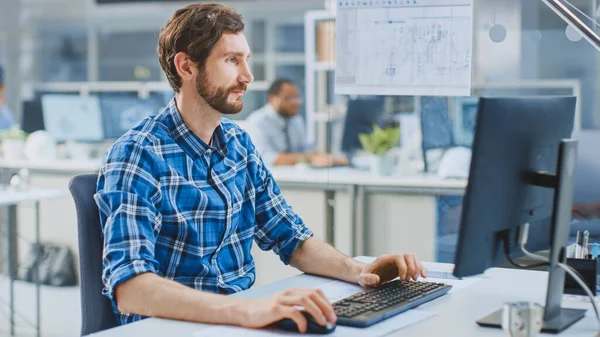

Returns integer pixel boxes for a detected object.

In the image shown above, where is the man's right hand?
[309,153,349,168]
[572,202,600,219]
[235,288,336,333]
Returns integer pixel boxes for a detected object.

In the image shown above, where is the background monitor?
[341,96,385,155]
[451,96,479,148]
[99,93,164,139]
[21,98,44,134]
[41,94,104,142]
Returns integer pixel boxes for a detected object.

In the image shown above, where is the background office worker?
[246,78,348,167]
[0,66,17,130]
[95,3,426,334]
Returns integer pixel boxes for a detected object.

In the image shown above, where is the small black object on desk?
[564,257,600,296]
[275,311,336,335]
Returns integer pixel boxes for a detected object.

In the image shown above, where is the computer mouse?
[275,310,336,334]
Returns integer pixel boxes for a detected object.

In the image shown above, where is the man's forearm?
[115,272,248,324]
[273,152,308,166]
[290,237,365,284]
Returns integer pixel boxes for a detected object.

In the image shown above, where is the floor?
[0,276,80,337]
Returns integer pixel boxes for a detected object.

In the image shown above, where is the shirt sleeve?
[245,117,278,167]
[296,117,314,153]
[0,106,16,130]
[94,141,164,308]
[246,135,314,265]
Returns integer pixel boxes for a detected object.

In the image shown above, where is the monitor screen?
[452,96,478,148]
[41,94,104,142]
[99,94,164,139]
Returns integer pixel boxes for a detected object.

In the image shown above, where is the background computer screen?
[341,96,386,154]
[41,94,105,142]
[21,98,44,134]
[452,96,479,147]
[99,93,164,139]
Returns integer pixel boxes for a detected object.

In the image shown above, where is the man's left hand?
[357,254,427,288]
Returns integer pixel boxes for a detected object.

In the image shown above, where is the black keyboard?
[333,280,452,327]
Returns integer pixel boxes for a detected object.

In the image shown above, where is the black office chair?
[69,174,118,336]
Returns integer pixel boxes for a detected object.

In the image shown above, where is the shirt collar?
[160,98,228,160]
[264,103,288,128]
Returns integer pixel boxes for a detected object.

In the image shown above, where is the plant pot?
[2,139,25,160]
[370,154,395,177]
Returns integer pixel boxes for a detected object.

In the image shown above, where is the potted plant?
[359,124,401,176]
[0,126,28,160]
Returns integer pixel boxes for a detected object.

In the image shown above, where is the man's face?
[272,83,301,118]
[195,32,254,115]
[0,85,4,106]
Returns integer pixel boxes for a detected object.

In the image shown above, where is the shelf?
[315,61,336,71]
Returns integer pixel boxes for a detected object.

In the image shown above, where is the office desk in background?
[88,257,599,337]
[0,159,467,285]
[0,187,66,337]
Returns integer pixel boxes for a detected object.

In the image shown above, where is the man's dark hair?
[158,3,245,93]
[0,65,4,88]
[268,78,296,97]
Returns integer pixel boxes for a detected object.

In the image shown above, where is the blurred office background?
[1,0,600,336]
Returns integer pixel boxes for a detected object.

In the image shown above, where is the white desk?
[0,158,101,174]
[0,159,467,284]
[0,187,66,337]
[87,258,599,337]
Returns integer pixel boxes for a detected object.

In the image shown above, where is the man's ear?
[173,52,196,82]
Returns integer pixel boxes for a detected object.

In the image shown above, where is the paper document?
[192,310,434,337]
[335,0,474,96]
[425,276,482,294]
[317,280,364,302]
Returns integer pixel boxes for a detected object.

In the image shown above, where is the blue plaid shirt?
[95,99,314,325]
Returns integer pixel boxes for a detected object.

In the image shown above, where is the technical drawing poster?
[335,0,473,96]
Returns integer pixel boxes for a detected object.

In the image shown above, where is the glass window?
[232,90,268,121]
[276,65,305,117]
[38,28,88,82]
[250,20,266,54]
[98,31,162,81]
[275,24,304,53]
[252,63,266,82]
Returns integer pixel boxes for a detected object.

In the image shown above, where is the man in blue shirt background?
[245,78,348,167]
[0,66,17,130]
[95,3,427,333]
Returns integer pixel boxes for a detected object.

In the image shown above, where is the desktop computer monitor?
[341,96,385,155]
[21,98,45,134]
[451,96,478,148]
[41,94,104,142]
[99,94,163,139]
[452,96,582,333]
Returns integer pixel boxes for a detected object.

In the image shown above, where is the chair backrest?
[69,174,118,336]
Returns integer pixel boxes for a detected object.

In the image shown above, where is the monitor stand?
[477,140,586,333]
[476,307,585,333]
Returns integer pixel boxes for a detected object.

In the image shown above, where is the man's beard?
[195,71,246,115]
[277,107,295,118]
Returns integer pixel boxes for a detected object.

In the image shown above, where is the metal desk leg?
[325,190,335,245]
[35,201,40,337]
[354,185,365,257]
[5,204,17,336]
